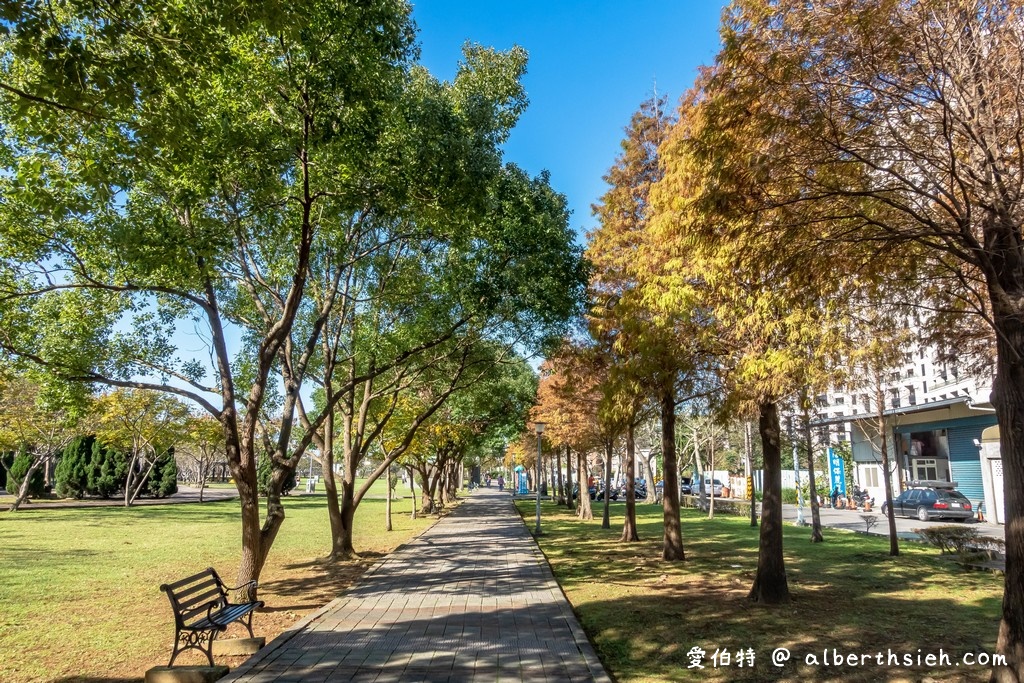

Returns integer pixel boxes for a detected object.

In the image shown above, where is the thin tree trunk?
[661,388,684,561]
[601,440,612,530]
[408,466,417,520]
[556,448,564,505]
[643,452,657,504]
[748,400,790,604]
[621,423,639,542]
[577,450,593,520]
[564,445,574,511]
[746,420,758,527]
[801,391,823,543]
[874,384,900,557]
[708,433,716,519]
[385,464,393,532]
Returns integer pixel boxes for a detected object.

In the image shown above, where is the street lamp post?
[535,422,545,535]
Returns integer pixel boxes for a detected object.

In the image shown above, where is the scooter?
[851,487,875,509]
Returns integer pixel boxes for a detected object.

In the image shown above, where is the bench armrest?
[221,579,258,599]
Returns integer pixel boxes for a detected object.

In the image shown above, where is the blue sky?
[411,1,729,242]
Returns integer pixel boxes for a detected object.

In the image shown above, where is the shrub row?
[54,435,177,499]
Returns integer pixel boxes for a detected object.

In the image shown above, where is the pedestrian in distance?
[497,475,504,491]
[830,486,839,508]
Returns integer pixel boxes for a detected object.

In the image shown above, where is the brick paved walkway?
[222,487,610,683]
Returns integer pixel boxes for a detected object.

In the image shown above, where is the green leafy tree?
[0,0,585,597]
[93,389,188,506]
[0,373,83,510]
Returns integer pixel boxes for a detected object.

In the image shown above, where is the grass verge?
[0,494,434,682]
[519,499,1003,683]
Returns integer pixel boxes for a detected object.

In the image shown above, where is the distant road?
[781,502,1004,541]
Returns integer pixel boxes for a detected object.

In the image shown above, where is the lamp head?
[534,422,546,435]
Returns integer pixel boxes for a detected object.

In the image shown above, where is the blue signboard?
[827,447,847,496]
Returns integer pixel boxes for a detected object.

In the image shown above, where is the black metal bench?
[160,567,264,666]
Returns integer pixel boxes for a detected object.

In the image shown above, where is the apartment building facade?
[811,345,1001,522]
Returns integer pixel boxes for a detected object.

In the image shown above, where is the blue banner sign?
[827,447,847,496]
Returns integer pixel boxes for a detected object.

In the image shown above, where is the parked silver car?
[697,478,724,497]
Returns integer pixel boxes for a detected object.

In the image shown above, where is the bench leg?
[243,611,256,639]
[168,629,217,667]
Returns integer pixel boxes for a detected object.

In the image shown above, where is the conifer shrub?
[88,441,126,499]
[55,435,95,499]
[146,448,178,498]
[7,446,46,498]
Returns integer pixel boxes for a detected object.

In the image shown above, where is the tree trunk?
[801,392,823,543]
[661,388,685,561]
[408,467,417,520]
[991,309,1024,681]
[871,393,900,557]
[601,440,612,529]
[228,429,265,602]
[748,400,790,604]
[746,420,758,527]
[8,454,47,512]
[621,422,639,542]
[331,480,358,560]
[564,445,574,511]
[708,433,716,519]
[577,450,593,520]
[643,452,657,504]
[385,464,393,532]
[556,447,564,505]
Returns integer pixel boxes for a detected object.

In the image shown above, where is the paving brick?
[220,489,611,683]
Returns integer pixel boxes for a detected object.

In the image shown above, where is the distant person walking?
[830,486,839,508]
[497,475,505,491]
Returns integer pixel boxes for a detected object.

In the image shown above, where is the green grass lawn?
[0,494,434,682]
[519,500,1003,683]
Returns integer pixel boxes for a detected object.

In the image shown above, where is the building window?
[864,466,880,488]
[907,385,916,405]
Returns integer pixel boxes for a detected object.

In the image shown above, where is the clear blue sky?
[411,1,729,241]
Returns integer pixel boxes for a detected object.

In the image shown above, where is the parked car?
[655,477,694,497]
[880,481,973,522]
[696,478,724,497]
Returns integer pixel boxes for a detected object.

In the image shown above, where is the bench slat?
[189,602,261,632]
[162,568,218,592]
[176,589,224,614]
[172,576,220,600]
